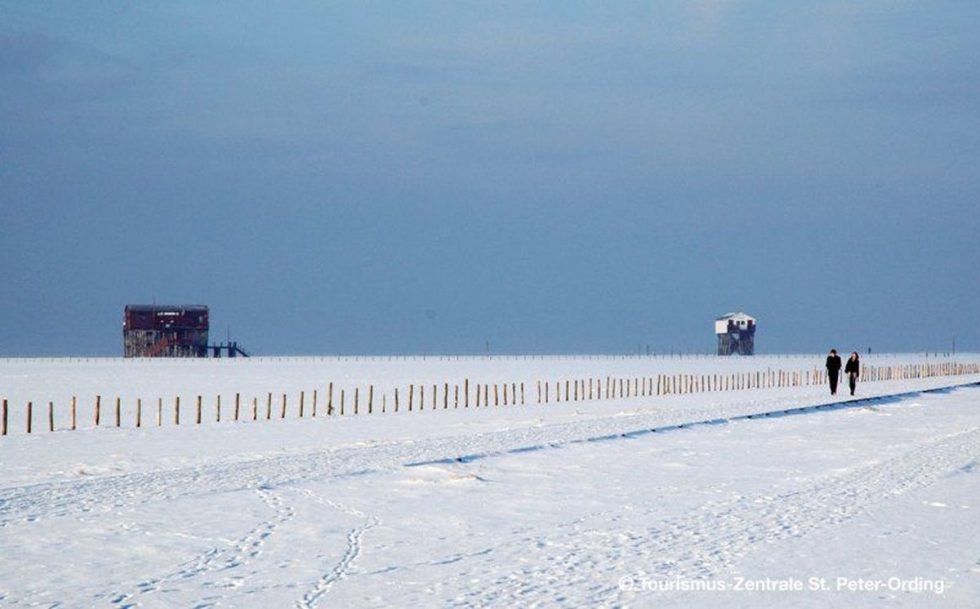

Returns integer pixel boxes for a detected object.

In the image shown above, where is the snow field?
[1,354,979,607]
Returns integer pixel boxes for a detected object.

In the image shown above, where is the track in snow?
[107,485,296,608]
[295,488,380,609]
[406,381,980,466]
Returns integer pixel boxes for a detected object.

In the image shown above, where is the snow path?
[2,381,975,526]
[406,382,980,467]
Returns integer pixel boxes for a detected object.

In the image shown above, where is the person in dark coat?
[826,349,842,395]
[845,352,860,396]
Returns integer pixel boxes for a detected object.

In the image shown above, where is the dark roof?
[124,305,209,312]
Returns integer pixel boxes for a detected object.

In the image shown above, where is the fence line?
[2,361,978,437]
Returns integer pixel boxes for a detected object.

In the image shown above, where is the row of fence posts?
[2,362,978,436]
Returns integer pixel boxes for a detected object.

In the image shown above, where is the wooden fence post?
[281,394,287,419]
[521,382,525,405]
[340,389,345,415]
[455,384,459,408]
[136,399,142,428]
[27,402,32,434]
[444,383,449,409]
[465,379,470,408]
[370,385,375,414]
[252,397,258,421]
[49,401,54,432]
[408,385,414,411]
[494,384,500,406]
[355,387,360,415]
[235,393,241,421]
[266,393,272,420]
[312,390,318,417]
[217,395,222,422]
[95,395,101,426]
[71,396,77,431]
[299,391,305,418]
[175,396,180,426]
[157,398,162,427]
[395,387,400,412]
[432,384,437,410]
[196,396,202,425]
[1,399,6,436]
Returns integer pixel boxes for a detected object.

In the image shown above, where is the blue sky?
[1,1,977,355]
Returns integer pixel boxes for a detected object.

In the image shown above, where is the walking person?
[845,351,860,396]
[826,349,842,395]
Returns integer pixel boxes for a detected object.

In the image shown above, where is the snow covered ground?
[1,355,979,607]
